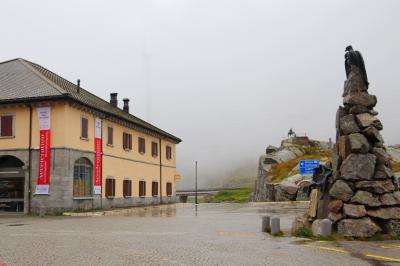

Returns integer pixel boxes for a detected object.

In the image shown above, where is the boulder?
[380,192,400,206]
[336,106,346,129]
[329,180,354,202]
[296,181,312,201]
[355,180,395,194]
[343,204,367,218]
[274,184,298,201]
[351,190,381,207]
[328,199,343,212]
[362,127,384,143]
[381,220,400,236]
[282,174,307,185]
[349,105,369,115]
[374,164,393,179]
[367,207,400,220]
[343,69,367,96]
[328,212,344,222]
[266,145,279,154]
[374,142,385,148]
[340,153,376,181]
[356,113,383,130]
[312,219,332,237]
[311,219,323,236]
[340,114,360,135]
[343,92,377,108]
[348,133,370,154]
[372,148,391,165]
[337,217,381,237]
[337,135,350,160]
[369,110,379,116]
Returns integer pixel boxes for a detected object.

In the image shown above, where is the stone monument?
[328,46,400,237]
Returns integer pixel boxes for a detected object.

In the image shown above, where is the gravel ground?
[0,202,385,266]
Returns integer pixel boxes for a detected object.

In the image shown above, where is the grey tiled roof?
[0,58,181,143]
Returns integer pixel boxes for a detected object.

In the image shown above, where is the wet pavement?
[0,202,399,266]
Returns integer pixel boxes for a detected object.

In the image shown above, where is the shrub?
[294,227,313,238]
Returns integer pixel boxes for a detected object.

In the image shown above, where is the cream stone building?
[0,58,181,214]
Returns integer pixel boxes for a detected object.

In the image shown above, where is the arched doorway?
[73,157,93,197]
[0,155,25,212]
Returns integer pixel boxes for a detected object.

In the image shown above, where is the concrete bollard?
[261,216,271,232]
[271,216,280,235]
[320,219,332,237]
[39,206,46,218]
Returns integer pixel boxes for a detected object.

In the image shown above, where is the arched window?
[73,157,93,197]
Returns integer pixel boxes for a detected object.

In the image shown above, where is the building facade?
[0,58,181,214]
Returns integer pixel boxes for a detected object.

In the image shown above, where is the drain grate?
[8,223,25,227]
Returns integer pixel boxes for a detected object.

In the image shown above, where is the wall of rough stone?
[327,66,400,237]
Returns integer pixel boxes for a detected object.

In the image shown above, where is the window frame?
[80,116,89,140]
[0,113,15,138]
[107,125,114,146]
[152,181,158,197]
[139,180,146,198]
[166,145,172,160]
[123,132,132,151]
[72,157,93,198]
[105,177,116,198]
[123,179,132,198]
[151,142,158,158]
[138,137,146,154]
[166,182,173,197]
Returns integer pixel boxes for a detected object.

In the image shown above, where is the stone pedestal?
[328,66,400,237]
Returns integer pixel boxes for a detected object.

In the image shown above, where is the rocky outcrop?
[326,65,400,237]
[251,137,332,202]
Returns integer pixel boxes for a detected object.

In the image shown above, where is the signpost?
[299,160,320,175]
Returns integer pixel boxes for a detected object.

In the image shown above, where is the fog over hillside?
[1,1,400,190]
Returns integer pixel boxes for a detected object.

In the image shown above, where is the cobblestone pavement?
[0,202,398,266]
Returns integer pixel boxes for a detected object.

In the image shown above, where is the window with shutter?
[81,117,88,139]
[166,182,172,196]
[123,132,132,150]
[152,181,158,197]
[139,181,146,197]
[105,178,115,198]
[139,137,145,154]
[0,115,13,137]
[107,126,113,145]
[166,146,172,160]
[123,180,132,197]
[151,142,158,157]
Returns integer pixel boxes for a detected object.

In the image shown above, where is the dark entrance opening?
[0,156,25,212]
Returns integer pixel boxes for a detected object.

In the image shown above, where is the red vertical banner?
[94,118,102,195]
[35,107,51,194]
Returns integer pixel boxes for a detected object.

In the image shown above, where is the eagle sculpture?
[345,45,369,88]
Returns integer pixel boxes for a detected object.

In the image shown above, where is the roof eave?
[0,95,182,143]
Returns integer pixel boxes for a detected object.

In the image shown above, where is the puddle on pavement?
[8,223,25,227]
[120,205,177,218]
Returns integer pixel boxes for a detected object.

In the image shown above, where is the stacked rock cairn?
[329,66,400,238]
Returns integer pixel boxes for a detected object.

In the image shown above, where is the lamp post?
[195,161,198,216]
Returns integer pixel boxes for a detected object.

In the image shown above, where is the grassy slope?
[212,189,252,203]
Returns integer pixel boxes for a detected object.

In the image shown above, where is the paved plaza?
[0,203,399,266]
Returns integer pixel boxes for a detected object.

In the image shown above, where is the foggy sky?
[1,0,400,189]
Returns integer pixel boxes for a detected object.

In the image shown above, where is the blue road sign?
[299,160,320,175]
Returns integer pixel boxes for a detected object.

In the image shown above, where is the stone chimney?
[110,93,118,107]
[123,98,130,113]
[77,79,80,93]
